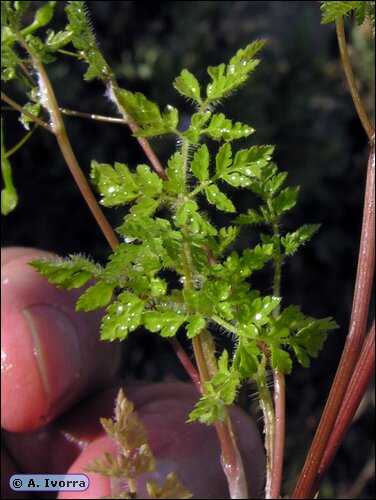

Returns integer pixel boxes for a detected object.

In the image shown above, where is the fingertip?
[57,436,113,499]
[1,247,121,432]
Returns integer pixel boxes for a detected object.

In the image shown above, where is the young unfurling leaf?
[147,473,193,499]
[86,389,192,499]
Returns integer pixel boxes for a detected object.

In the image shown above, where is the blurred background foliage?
[1,1,374,498]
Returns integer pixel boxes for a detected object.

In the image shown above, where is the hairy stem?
[181,232,248,499]
[255,357,275,497]
[15,35,119,251]
[264,200,286,500]
[293,144,375,499]
[335,17,375,143]
[106,80,168,180]
[60,108,126,125]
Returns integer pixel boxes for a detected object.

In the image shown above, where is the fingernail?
[23,305,81,403]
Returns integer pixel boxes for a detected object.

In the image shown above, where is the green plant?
[1,1,374,499]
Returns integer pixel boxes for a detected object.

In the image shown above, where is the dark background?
[2,2,374,498]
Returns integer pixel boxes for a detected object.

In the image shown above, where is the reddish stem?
[314,321,375,490]
[270,369,286,499]
[168,337,201,392]
[293,145,375,499]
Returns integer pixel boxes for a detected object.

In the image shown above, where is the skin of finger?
[2,383,265,499]
[1,247,121,432]
[56,383,265,499]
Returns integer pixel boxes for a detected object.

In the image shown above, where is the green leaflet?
[165,152,185,194]
[185,316,206,338]
[191,144,209,182]
[215,225,241,256]
[235,209,265,225]
[143,309,187,337]
[115,88,179,136]
[175,200,199,226]
[30,256,101,290]
[215,143,233,175]
[101,291,145,341]
[202,113,254,142]
[215,144,275,188]
[206,40,266,103]
[91,161,163,207]
[281,224,321,256]
[270,346,293,374]
[247,296,281,327]
[204,184,236,213]
[271,186,300,216]
[266,307,339,370]
[182,112,212,143]
[91,161,139,206]
[76,281,115,312]
[232,339,260,378]
[188,350,240,424]
[320,1,367,24]
[45,29,74,50]
[173,69,202,102]
[213,244,273,283]
[290,317,339,367]
[65,1,111,81]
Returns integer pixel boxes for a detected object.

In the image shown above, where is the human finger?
[1,247,121,432]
